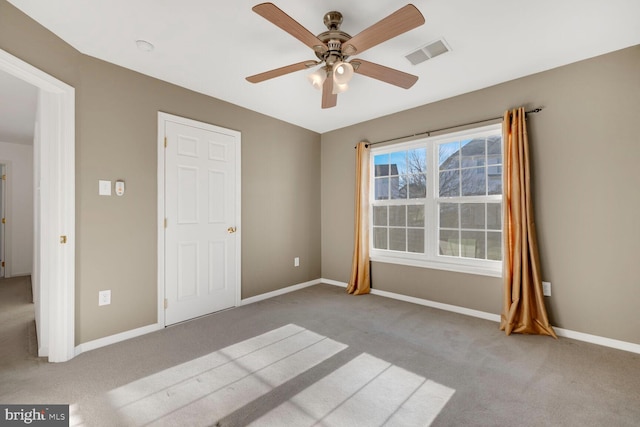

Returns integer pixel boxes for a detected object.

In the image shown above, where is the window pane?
[461,138,485,167]
[408,148,427,174]
[408,228,424,253]
[461,230,485,259]
[389,205,406,226]
[439,203,459,228]
[487,136,501,155]
[439,142,460,170]
[389,228,406,251]
[487,203,501,230]
[487,231,502,260]
[439,229,459,256]
[375,177,389,200]
[390,176,407,199]
[488,166,502,195]
[439,170,460,197]
[407,205,424,227]
[461,167,486,196]
[390,151,407,175]
[373,206,388,226]
[373,227,387,249]
[408,174,427,198]
[461,203,485,229]
[374,154,390,177]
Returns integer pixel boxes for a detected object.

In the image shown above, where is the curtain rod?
[360,107,544,148]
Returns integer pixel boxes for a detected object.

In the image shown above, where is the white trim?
[554,327,640,355]
[74,323,163,355]
[66,277,640,356]
[371,287,501,322]
[240,279,322,305]
[325,282,640,355]
[157,112,242,327]
[157,115,166,327]
[320,278,348,288]
[0,48,75,363]
[370,255,502,277]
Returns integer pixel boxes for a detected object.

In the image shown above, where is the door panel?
[164,119,239,326]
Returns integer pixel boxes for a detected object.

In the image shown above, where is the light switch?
[99,180,111,196]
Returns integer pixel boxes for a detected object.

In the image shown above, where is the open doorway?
[0,48,75,362]
[0,70,37,281]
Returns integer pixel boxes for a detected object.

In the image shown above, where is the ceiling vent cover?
[405,38,450,65]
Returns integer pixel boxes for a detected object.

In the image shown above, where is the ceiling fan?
[246,3,425,109]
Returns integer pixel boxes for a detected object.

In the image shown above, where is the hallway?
[0,275,41,366]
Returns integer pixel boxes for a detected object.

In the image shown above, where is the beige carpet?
[1,277,639,426]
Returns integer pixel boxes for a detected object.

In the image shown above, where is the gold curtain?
[347,142,371,295]
[500,107,556,338]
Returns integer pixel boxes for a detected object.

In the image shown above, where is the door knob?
[227,226,237,234]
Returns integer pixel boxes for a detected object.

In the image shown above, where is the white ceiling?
[4,0,640,134]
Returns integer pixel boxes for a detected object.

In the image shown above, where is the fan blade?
[354,59,418,89]
[246,61,312,83]
[253,3,325,50]
[343,4,425,55]
[322,75,337,109]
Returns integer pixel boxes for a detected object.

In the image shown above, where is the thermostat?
[115,180,125,196]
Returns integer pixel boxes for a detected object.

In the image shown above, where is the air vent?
[405,38,451,65]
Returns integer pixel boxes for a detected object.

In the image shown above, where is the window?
[370,124,502,276]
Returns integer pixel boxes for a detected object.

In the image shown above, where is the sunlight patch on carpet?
[250,352,455,426]
[107,324,347,425]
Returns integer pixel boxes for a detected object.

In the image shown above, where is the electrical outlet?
[99,290,111,306]
[294,257,300,267]
[542,281,551,297]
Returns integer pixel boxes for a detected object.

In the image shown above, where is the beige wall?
[322,45,640,345]
[3,0,639,348]
[1,1,321,344]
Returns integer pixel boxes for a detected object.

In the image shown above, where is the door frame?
[0,49,75,362]
[0,163,6,278]
[157,112,241,326]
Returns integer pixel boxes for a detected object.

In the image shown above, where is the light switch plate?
[98,290,111,306]
[99,180,111,196]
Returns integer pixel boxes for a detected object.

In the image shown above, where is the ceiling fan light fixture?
[307,68,326,90]
[332,82,349,94]
[333,61,354,85]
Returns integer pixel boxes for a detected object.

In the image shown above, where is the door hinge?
[1,261,4,267]
[1,218,5,224]
[164,218,168,228]
[60,235,67,244]
[1,174,5,181]
[164,298,168,309]
[164,137,167,148]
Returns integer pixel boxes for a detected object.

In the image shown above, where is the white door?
[163,117,240,326]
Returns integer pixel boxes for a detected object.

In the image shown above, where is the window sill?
[370,254,502,278]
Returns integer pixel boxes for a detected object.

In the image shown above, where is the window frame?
[369,123,503,277]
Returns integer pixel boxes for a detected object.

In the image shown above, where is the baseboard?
[553,327,640,354]
[72,279,322,357]
[72,279,640,357]
[320,278,640,355]
[74,323,164,356]
[240,279,322,305]
[320,278,348,288]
